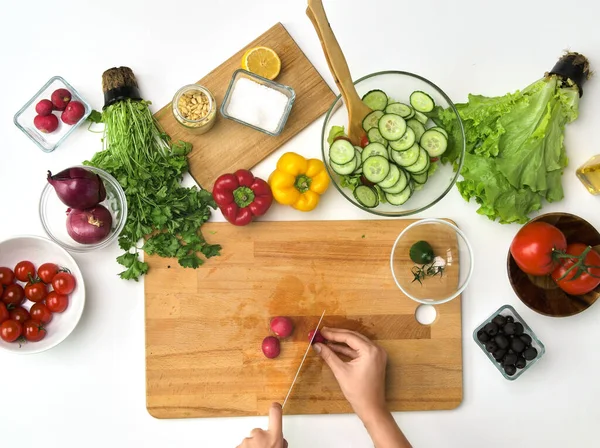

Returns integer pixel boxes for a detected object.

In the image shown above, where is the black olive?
[484,322,499,336]
[477,330,490,343]
[503,322,517,335]
[511,338,526,353]
[503,353,517,366]
[514,322,524,335]
[520,334,533,345]
[505,316,514,324]
[492,315,507,327]
[485,341,498,353]
[504,364,517,376]
[523,347,538,361]
[494,334,509,349]
[515,356,527,369]
[493,349,507,362]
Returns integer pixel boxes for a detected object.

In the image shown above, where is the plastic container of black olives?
[473,305,545,380]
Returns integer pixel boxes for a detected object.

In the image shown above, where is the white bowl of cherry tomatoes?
[0,235,85,354]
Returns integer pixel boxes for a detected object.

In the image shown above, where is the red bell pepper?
[212,169,273,226]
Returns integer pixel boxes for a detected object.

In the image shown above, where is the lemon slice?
[241,47,281,80]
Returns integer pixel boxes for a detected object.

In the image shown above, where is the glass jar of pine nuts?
[171,84,217,134]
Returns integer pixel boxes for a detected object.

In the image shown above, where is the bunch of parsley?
[85,100,220,280]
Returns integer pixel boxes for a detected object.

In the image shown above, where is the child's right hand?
[313,327,388,420]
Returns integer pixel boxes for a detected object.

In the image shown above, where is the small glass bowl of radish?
[39,166,127,253]
[321,71,465,216]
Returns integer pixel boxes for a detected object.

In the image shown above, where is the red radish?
[34,114,59,133]
[61,100,85,125]
[35,99,54,116]
[270,316,294,338]
[47,167,106,209]
[51,88,71,110]
[262,336,280,359]
[308,329,326,344]
[66,205,112,244]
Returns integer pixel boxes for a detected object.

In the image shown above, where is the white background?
[1,0,599,446]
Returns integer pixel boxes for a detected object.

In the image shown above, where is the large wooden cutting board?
[145,220,463,419]
[154,23,336,190]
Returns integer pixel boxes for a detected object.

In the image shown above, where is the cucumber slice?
[354,147,362,169]
[390,142,420,167]
[407,119,426,142]
[409,91,435,113]
[410,171,428,184]
[362,110,384,131]
[382,169,408,194]
[362,90,388,111]
[414,110,429,125]
[431,126,448,138]
[377,164,401,189]
[330,157,357,175]
[420,129,448,157]
[385,184,413,206]
[405,148,430,173]
[362,155,390,183]
[385,102,413,118]
[378,114,407,141]
[389,127,416,152]
[329,139,355,165]
[361,142,388,163]
[367,127,387,146]
[353,185,379,208]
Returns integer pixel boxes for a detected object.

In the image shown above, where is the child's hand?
[314,327,388,420]
[236,403,288,448]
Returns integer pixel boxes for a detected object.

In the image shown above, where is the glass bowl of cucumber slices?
[321,71,465,216]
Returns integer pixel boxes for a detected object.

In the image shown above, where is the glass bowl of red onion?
[39,166,127,253]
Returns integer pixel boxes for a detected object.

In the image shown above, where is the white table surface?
[2,0,600,446]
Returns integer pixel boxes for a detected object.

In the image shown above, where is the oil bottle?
[576,155,600,195]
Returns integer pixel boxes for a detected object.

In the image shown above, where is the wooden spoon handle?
[306,0,362,107]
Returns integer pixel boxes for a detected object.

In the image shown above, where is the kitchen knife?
[282,309,326,409]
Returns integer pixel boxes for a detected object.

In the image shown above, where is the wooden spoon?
[306,0,372,146]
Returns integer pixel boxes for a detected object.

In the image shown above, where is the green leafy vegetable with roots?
[85,67,220,280]
[432,52,591,224]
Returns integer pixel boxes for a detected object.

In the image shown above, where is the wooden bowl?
[507,213,600,317]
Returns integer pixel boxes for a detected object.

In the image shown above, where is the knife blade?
[282,309,326,409]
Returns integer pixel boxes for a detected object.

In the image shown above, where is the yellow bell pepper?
[268,152,330,212]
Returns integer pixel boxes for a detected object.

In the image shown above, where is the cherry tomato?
[37,263,59,284]
[360,134,370,148]
[14,261,35,282]
[0,267,15,286]
[23,320,46,342]
[510,222,567,276]
[430,157,439,162]
[9,306,30,324]
[46,291,69,313]
[551,243,600,295]
[30,303,53,324]
[52,272,76,295]
[24,280,47,303]
[1,284,25,307]
[0,302,9,324]
[0,320,22,342]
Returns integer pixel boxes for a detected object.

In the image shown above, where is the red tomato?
[24,280,47,303]
[9,306,30,324]
[430,157,440,162]
[46,291,69,313]
[0,302,9,324]
[37,263,59,284]
[510,222,567,276]
[51,272,76,295]
[14,261,35,282]
[0,320,22,342]
[0,267,15,286]
[551,243,600,295]
[1,284,25,307]
[360,134,369,148]
[30,303,53,324]
[23,320,46,342]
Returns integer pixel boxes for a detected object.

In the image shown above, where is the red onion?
[66,205,113,244]
[48,167,106,209]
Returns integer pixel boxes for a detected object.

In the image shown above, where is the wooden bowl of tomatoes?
[0,235,85,353]
[508,213,600,317]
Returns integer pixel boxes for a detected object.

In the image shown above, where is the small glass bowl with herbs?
[390,219,474,305]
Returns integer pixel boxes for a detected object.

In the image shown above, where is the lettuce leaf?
[327,126,346,145]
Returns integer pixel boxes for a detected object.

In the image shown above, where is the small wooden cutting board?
[154,23,336,190]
